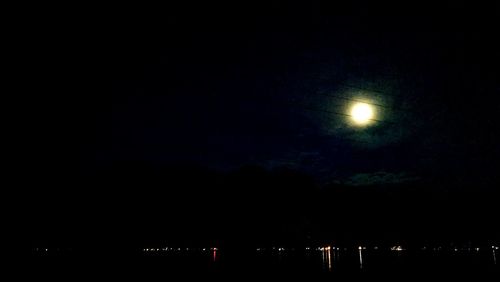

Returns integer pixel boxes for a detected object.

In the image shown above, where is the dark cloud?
[345,171,420,186]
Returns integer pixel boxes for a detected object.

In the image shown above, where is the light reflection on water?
[320,247,331,271]
[494,248,497,265]
[136,245,499,271]
[320,247,333,271]
[318,247,497,273]
[328,248,332,271]
[358,247,363,269]
[33,245,500,274]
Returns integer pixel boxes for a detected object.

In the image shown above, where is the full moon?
[350,102,374,125]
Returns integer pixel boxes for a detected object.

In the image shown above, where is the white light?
[350,103,374,125]
[391,246,404,251]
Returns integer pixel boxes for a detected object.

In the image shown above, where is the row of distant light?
[37,246,499,253]
[33,248,72,252]
[255,245,500,252]
[256,246,355,251]
[143,247,218,252]
[421,246,499,252]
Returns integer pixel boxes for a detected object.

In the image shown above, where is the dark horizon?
[31,162,499,250]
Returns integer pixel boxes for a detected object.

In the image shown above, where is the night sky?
[27,1,499,248]
[97,1,500,184]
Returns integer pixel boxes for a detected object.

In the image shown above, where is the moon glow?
[350,103,374,125]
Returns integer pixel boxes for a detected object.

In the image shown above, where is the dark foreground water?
[33,247,499,280]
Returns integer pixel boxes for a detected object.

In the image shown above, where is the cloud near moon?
[345,171,420,186]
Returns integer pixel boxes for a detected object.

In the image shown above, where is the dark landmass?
[30,162,499,253]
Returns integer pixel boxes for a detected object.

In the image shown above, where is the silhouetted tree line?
[30,161,499,253]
